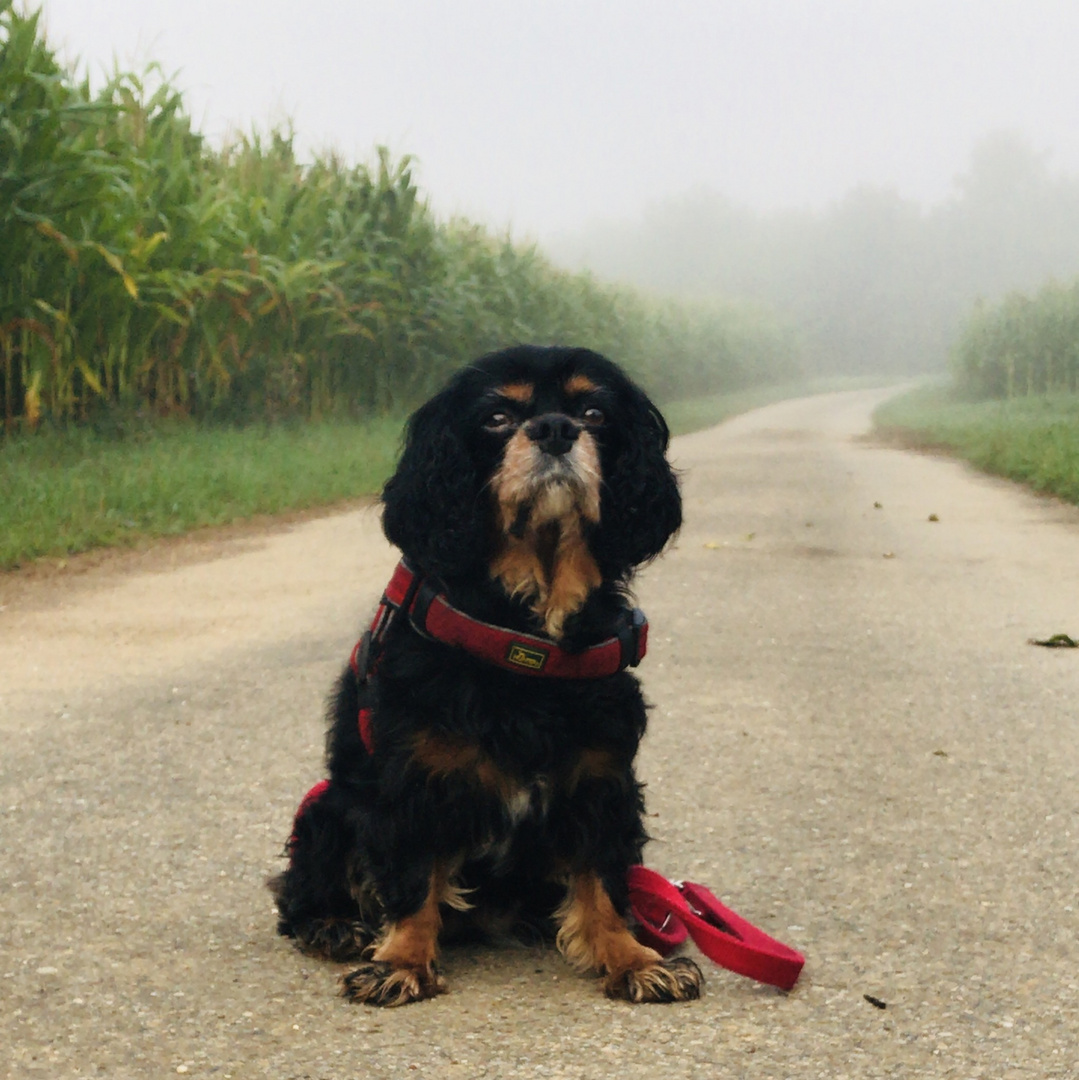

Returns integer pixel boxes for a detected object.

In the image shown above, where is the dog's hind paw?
[603,956,703,1003]
[340,961,447,1007]
[293,918,375,962]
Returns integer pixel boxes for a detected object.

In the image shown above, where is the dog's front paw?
[340,961,447,1007]
[604,956,703,1003]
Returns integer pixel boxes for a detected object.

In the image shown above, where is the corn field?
[952,280,1079,399]
[0,4,798,431]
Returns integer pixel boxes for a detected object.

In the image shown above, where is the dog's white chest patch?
[505,777,549,825]
[475,777,551,867]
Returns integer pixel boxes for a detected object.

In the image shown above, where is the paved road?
[3,387,1078,1078]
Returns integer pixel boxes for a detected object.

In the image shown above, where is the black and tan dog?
[269,345,702,1005]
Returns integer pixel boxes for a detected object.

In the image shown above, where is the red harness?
[349,559,648,754]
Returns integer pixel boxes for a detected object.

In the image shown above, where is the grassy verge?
[874,385,1079,505]
[1,376,896,571]
[0,418,403,570]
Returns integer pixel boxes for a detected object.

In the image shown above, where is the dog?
[269,344,702,1005]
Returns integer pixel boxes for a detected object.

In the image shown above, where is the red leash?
[627,865,804,991]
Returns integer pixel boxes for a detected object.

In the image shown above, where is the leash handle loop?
[627,865,805,991]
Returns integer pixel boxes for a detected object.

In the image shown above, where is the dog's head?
[382,346,680,631]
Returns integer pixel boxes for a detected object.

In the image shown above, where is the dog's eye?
[582,407,605,427]
[484,412,515,432]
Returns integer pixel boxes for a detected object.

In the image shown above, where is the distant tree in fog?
[554,132,1079,375]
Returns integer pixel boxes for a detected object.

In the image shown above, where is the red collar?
[352,559,648,683]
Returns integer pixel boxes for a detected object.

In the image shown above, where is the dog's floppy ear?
[595,384,682,575]
[381,391,488,580]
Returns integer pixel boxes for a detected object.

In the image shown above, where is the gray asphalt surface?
[2,387,1078,1078]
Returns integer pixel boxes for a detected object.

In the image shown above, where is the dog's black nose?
[524,413,580,456]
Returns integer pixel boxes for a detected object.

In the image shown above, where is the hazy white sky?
[33,0,1079,240]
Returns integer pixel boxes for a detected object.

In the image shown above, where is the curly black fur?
[269,345,697,1004]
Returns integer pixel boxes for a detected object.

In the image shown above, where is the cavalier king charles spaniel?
[269,345,702,1004]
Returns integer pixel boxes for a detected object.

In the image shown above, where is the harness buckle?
[617,607,648,670]
[351,629,374,682]
[407,580,440,639]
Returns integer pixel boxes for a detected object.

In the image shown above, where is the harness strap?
[350,560,650,754]
[285,779,331,856]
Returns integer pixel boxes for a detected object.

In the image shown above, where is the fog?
[34,0,1079,372]
[554,132,1079,374]
[35,1,1079,235]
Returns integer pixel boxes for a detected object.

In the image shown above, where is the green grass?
[874,385,1079,505]
[0,377,900,572]
[0,418,403,569]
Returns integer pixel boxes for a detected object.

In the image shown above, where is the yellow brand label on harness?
[505,642,549,671]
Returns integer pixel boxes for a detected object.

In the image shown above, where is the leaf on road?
[1028,633,1079,648]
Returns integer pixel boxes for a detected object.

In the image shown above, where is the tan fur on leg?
[340,868,452,1006]
[556,872,703,1003]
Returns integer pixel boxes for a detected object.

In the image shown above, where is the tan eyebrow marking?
[565,374,599,396]
[497,382,534,403]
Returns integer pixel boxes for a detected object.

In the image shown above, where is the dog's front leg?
[556,871,702,1003]
[340,865,449,1006]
